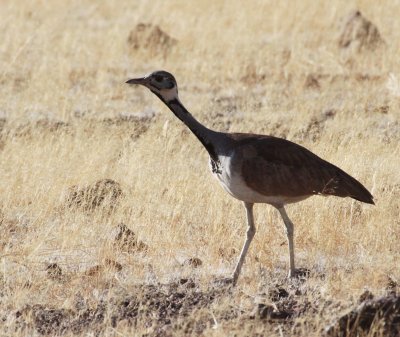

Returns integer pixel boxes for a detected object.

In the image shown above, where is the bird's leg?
[277,206,296,278]
[231,202,256,286]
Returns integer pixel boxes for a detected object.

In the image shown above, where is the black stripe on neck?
[167,98,218,162]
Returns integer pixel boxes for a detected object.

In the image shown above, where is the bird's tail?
[329,169,375,205]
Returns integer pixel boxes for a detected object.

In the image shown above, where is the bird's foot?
[288,268,311,280]
[212,276,235,288]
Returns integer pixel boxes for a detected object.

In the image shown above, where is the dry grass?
[0,0,399,336]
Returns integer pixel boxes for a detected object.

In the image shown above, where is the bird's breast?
[210,153,259,202]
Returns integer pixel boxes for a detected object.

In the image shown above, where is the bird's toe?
[288,268,311,280]
[212,276,235,288]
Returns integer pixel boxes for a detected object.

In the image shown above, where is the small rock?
[358,289,374,303]
[252,303,275,319]
[46,263,63,281]
[294,268,312,279]
[386,275,398,295]
[268,286,289,302]
[251,303,291,320]
[179,278,196,289]
[183,257,203,268]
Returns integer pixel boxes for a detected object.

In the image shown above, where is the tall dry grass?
[0,0,399,336]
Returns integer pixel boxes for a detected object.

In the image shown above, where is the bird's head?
[126,70,178,102]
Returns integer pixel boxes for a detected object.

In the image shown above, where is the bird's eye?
[154,75,163,82]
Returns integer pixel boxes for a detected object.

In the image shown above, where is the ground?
[0,1,399,336]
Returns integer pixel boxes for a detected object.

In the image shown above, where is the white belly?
[210,154,310,205]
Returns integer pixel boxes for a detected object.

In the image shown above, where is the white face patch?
[159,87,178,102]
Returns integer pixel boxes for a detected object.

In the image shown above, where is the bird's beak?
[125,77,148,86]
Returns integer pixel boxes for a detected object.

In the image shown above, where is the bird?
[126,70,374,286]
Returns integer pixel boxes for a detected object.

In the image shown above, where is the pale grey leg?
[232,202,256,286]
[277,206,296,277]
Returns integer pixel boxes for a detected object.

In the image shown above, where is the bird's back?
[222,133,374,205]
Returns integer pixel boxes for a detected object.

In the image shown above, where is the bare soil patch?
[11,276,399,336]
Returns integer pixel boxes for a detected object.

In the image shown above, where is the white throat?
[160,88,178,102]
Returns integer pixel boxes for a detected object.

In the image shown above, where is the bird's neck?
[162,97,220,161]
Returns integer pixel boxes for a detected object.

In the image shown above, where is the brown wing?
[230,134,374,204]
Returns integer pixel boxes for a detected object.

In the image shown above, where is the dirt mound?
[113,223,149,253]
[11,119,70,138]
[83,258,123,277]
[4,115,153,142]
[15,304,105,335]
[325,294,400,337]
[14,279,397,336]
[293,109,336,142]
[100,114,154,140]
[110,280,229,332]
[15,279,230,336]
[338,10,385,52]
[127,23,177,57]
[64,179,123,212]
[304,74,321,90]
